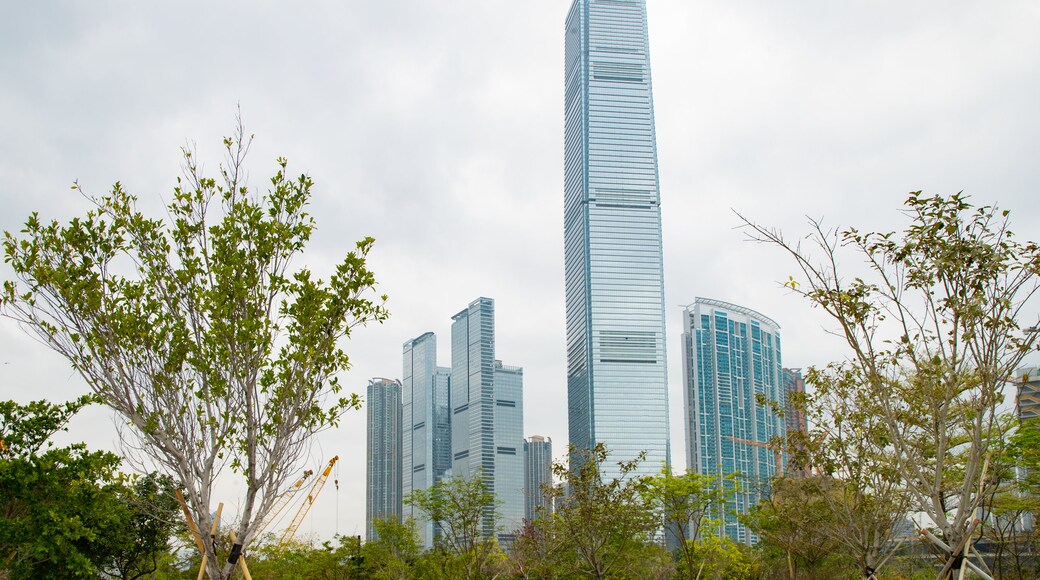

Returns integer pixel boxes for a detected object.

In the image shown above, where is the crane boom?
[277,456,338,549]
[253,469,313,539]
[723,435,783,474]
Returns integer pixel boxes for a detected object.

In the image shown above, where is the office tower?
[366,378,402,541]
[782,368,810,477]
[782,368,807,436]
[683,298,786,544]
[563,0,670,479]
[451,297,526,543]
[524,435,553,521]
[1016,366,1040,420]
[402,333,452,548]
[494,361,525,542]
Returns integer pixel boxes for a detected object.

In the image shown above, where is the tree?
[1,397,179,579]
[101,472,183,580]
[741,192,1040,578]
[640,465,730,579]
[798,364,910,579]
[510,516,566,580]
[1,123,389,579]
[544,443,666,579]
[363,517,422,580]
[687,528,756,580]
[980,417,1040,580]
[405,473,502,579]
[1,396,124,578]
[743,476,846,580]
[245,534,363,579]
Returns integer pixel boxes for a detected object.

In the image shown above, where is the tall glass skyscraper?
[563,0,670,477]
[683,298,785,544]
[402,332,452,548]
[451,297,525,544]
[366,377,402,541]
[493,360,525,543]
[524,435,553,522]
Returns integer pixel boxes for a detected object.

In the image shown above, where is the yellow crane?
[252,469,314,539]
[723,435,783,474]
[277,455,339,549]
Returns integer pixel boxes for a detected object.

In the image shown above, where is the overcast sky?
[2,1,1038,541]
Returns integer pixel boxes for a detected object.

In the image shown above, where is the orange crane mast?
[252,469,314,539]
[277,455,339,549]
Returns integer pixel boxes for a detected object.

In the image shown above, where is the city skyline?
[564,0,671,479]
[2,1,1037,541]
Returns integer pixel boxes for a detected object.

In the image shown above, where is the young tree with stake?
[1,123,388,579]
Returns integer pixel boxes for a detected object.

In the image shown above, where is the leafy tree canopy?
[1,122,388,579]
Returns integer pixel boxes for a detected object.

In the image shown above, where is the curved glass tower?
[564,0,670,477]
[683,298,785,544]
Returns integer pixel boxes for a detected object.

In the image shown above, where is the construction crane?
[723,435,784,475]
[252,469,314,539]
[277,455,339,549]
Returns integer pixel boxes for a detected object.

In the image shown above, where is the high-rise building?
[524,435,553,522]
[494,361,525,542]
[782,368,810,477]
[683,298,786,544]
[366,377,402,541]
[563,0,670,479]
[1016,366,1040,421]
[402,333,452,548]
[451,297,525,543]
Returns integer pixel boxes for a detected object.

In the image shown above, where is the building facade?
[683,298,786,544]
[1017,366,1040,421]
[494,361,525,542]
[563,0,670,479]
[782,368,810,477]
[402,333,452,548]
[524,435,553,522]
[450,297,526,544]
[366,378,402,541]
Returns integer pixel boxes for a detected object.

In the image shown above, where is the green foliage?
[743,476,845,578]
[0,398,180,579]
[1,123,388,579]
[364,517,421,579]
[405,473,501,579]
[102,472,184,580]
[1008,417,1040,493]
[523,443,665,579]
[796,364,909,578]
[742,192,1040,577]
[688,528,756,580]
[640,464,731,579]
[246,534,364,579]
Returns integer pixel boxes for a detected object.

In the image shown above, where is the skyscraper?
[451,297,525,543]
[782,368,810,477]
[494,360,525,542]
[563,0,670,478]
[366,377,402,541]
[683,298,786,544]
[524,435,553,522]
[402,332,452,548]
